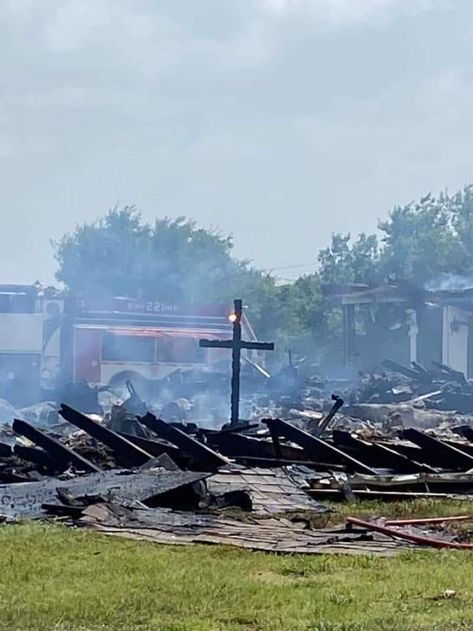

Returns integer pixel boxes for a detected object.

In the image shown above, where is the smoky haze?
[1,0,473,283]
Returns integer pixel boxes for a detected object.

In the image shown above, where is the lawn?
[2,500,473,630]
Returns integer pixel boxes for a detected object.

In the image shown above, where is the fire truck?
[0,285,258,401]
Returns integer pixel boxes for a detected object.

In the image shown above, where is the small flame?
[228,313,237,323]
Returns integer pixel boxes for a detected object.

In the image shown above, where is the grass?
[2,500,473,630]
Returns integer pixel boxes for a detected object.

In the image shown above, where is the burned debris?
[3,379,473,555]
[4,294,473,555]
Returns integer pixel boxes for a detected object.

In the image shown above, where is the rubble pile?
[2,377,473,556]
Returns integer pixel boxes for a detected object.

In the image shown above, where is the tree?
[318,232,381,286]
[53,206,279,335]
[379,192,466,284]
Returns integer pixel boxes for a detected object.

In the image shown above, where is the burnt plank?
[60,404,152,468]
[333,430,435,473]
[118,432,181,460]
[0,443,12,458]
[140,413,228,471]
[13,419,100,473]
[311,395,344,437]
[263,418,376,475]
[208,431,307,462]
[13,445,56,470]
[402,428,473,471]
[232,456,345,470]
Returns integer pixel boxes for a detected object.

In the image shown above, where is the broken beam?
[13,444,56,470]
[140,413,228,471]
[263,418,377,475]
[13,418,100,473]
[332,430,436,473]
[402,428,473,471]
[59,404,152,468]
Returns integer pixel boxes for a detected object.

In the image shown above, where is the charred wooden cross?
[199,299,274,426]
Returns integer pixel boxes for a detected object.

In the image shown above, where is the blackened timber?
[332,430,436,473]
[59,404,152,468]
[0,443,11,458]
[312,395,344,437]
[263,418,377,475]
[209,431,304,461]
[382,359,432,383]
[13,445,56,470]
[118,433,181,460]
[402,428,473,471]
[140,413,228,471]
[13,419,100,473]
[232,456,346,470]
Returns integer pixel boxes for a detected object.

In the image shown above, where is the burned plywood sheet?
[79,503,417,556]
[0,469,210,519]
[207,467,326,515]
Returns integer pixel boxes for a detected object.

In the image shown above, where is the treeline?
[53,185,473,363]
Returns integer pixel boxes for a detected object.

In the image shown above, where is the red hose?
[347,516,473,550]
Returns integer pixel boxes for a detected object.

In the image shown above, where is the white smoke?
[425,274,473,292]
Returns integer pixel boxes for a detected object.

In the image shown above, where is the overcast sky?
[1,0,472,283]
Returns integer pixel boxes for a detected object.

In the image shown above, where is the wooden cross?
[199,299,274,425]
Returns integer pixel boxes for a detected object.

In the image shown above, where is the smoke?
[425,274,473,292]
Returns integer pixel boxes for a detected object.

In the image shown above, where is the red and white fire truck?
[0,285,258,394]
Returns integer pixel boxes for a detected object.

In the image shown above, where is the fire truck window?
[101,333,155,362]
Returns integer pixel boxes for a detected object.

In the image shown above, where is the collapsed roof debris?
[1,373,473,555]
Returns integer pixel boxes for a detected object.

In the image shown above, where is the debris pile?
[352,359,473,414]
[2,383,473,556]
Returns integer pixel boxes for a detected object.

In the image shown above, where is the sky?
[1,0,473,283]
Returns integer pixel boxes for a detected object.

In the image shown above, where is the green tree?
[318,233,381,286]
[379,192,466,284]
[53,206,279,336]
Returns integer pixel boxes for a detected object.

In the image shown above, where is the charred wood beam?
[140,413,228,472]
[208,431,306,462]
[332,430,436,474]
[232,456,346,470]
[59,404,152,468]
[13,445,56,470]
[0,443,12,458]
[411,361,432,380]
[263,418,376,475]
[375,440,428,464]
[118,433,181,460]
[13,419,100,473]
[382,359,432,383]
[311,395,344,437]
[443,439,473,458]
[402,428,473,471]
[432,361,468,387]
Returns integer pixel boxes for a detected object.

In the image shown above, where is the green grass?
[2,500,473,630]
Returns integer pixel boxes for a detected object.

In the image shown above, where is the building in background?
[332,283,473,378]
